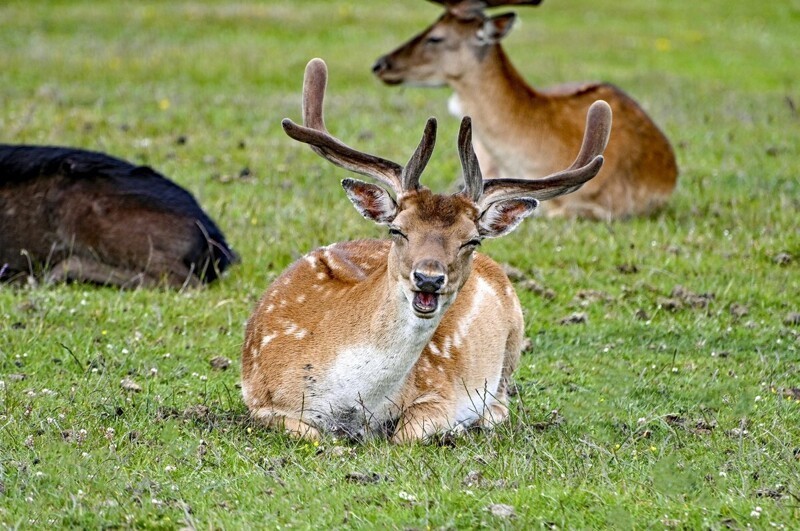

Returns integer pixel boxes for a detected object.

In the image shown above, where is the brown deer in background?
[241,58,612,442]
[0,145,238,288]
[373,0,677,220]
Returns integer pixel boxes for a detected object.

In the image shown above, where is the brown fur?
[374,10,678,220]
[241,58,609,443]
[0,145,237,287]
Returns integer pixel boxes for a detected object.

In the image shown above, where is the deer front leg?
[391,397,455,443]
[251,408,322,441]
[47,256,147,287]
[48,255,199,289]
[474,398,509,429]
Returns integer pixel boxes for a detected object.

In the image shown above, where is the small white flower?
[398,491,417,503]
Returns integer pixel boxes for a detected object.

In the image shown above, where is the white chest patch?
[307,311,439,438]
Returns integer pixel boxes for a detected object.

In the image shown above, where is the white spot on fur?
[284,323,308,340]
[428,342,441,356]
[261,332,278,348]
[251,346,259,358]
[296,294,306,303]
[304,255,318,267]
[317,272,327,280]
[265,304,275,313]
[441,336,452,359]
[279,299,287,307]
[448,93,464,118]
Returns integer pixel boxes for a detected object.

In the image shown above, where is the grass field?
[1,0,799,528]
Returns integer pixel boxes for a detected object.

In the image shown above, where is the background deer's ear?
[478,198,538,238]
[477,13,517,44]
[342,178,398,224]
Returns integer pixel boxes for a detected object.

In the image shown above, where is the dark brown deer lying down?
[0,145,238,288]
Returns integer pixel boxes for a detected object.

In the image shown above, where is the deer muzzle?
[410,260,447,317]
[372,55,403,85]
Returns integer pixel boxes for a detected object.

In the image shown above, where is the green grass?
[1,0,798,528]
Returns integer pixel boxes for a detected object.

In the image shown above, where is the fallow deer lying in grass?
[0,145,237,288]
[373,0,677,220]
[241,58,611,442]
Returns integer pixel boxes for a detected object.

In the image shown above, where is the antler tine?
[281,58,405,193]
[567,99,613,171]
[456,117,483,202]
[478,100,612,208]
[401,117,437,192]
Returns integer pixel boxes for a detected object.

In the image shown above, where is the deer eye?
[425,35,445,45]
[461,238,482,249]
[389,227,408,240]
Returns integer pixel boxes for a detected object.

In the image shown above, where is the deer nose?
[412,261,446,293]
[413,271,445,292]
[372,56,391,74]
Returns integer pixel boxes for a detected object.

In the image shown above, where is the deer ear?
[477,13,517,44]
[342,178,398,224]
[478,198,538,238]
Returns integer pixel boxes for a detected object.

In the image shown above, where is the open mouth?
[412,291,440,315]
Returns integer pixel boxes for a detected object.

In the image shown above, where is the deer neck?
[321,262,452,418]
[357,269,447,363]
[448,45,542,134]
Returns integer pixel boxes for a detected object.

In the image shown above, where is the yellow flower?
[159,98,171,111]
[655,38,671,52]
